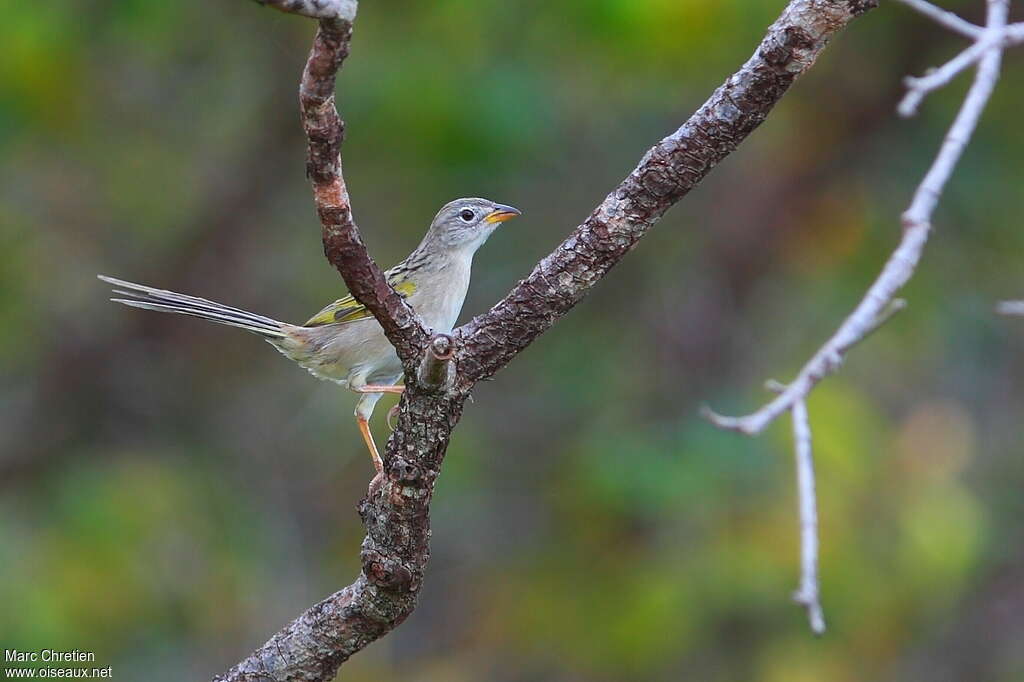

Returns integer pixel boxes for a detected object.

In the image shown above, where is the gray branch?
[996,301,1024,316]
[456,0,878,384]
[790,399,825,635]
[255,0,357,21]
[704,0,1013,637]
[704,0,1012,436]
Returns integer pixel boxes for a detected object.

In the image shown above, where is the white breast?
[408,257,472,333]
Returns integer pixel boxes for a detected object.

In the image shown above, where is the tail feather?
[99,275,286,339]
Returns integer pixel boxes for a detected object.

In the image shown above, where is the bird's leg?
[354,385,404,431]
[353,389,392,474]
[354,385,405,395]
[356,415,383,473]
[352,383,402,477]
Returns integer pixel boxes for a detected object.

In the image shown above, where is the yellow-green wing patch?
[304,280,416,327]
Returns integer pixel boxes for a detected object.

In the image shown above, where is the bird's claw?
[367,471,385,498]
[387,404,400,430]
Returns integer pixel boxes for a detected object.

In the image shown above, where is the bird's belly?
[275,265,469,389]
[274,320,402,387]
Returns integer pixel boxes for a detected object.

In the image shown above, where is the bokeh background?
[3,1,1024,680]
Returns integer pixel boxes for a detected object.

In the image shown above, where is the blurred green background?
[2,1,1024,680]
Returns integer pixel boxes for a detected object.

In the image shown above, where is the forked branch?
[705,0,1011,437]
[704,0,1013,633]
[218,0,879,678]
[456,0,879,384]
[287,2,428,366]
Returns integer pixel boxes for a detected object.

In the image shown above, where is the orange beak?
[484,204,522,224]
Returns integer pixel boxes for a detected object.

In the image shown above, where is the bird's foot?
[367,471,385,499]
[387,404,400,430]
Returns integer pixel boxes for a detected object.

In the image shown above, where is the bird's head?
[427,197,521,254]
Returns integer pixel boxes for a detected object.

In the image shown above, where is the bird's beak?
[484,204,522,224]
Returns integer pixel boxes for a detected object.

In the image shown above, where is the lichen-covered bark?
[456,0,878,384]
[217,1,877,680]
[215,388,466,682]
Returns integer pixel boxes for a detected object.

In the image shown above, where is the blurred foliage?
[2,0,1024,680]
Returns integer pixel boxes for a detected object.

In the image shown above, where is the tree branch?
[214,5,452,682]
[217,1,879,679]
[893,0,1024,45]
[762,379,825,635]
[295,6,428,367]
[214,385,467,682]
[790,397,825,635]
[455,0,878,385]
[996,300,1024,316]
[255,0,357,22]
[704,0,1010,437]
[701,0,1012,634]
[417,334,456,392]
[892,0,983,38]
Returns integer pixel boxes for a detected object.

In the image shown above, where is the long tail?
[99,275,287,339]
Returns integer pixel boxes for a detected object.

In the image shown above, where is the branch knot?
[360,550,415,591]
[416,333,456,392]
[387,457,423,486]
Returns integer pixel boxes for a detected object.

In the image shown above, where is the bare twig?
[892,0,983,38]
[255,0,357,21]
[790,399,825,635]
[898,32,999,117]
[996,301,1024,316]
[763,381,825,634]
[705,0,1010,437]
[704,0,1013,642]
[892,1,1024,117]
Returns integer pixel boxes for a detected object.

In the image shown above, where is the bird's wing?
[303,277,416,327]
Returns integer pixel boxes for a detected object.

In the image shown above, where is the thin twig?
[898,30,1001,117]
[763,383,826,634]
[705,0,1010,437]
[996,300,1024,316]
[790,399,825,635]
[893,0,1024,117]
[255,0,357,21]
[893,0,1024,46]
[892,0,982,39]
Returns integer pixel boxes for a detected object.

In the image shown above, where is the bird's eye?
[459,209,475,222]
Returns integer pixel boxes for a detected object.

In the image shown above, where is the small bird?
[100,198,520,472]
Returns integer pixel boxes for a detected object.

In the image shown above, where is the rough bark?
[301,18,428,368]
[217,1,877,679]
[456,0,878,384]
[214,389,464,682]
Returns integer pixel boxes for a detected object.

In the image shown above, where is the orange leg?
[353,385,402,472]
[357,416,383,473]
[354,385,405,395]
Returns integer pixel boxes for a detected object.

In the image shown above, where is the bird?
[100,197,520,472]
